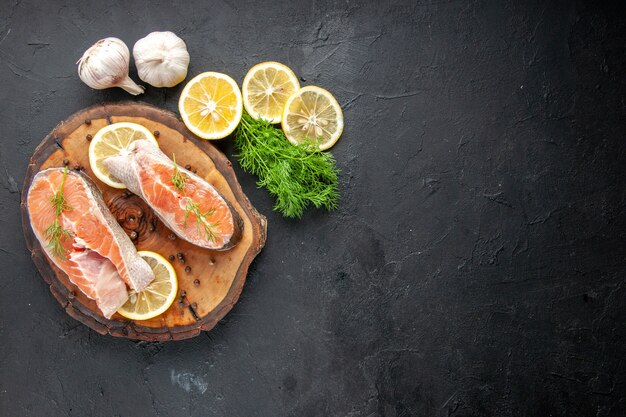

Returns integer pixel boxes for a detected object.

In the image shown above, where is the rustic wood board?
[20,102,267,341]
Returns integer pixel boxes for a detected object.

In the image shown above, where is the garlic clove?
[77,37,144,95]
[133,31,190,88]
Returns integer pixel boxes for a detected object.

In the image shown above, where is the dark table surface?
[1,0,625,416]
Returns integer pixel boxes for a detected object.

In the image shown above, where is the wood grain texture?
[20,102,267,341]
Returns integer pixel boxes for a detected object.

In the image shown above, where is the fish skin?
[27,168,154,318]
[105,139,243,250]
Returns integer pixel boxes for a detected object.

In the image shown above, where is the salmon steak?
[27,168,154,318]
[105,139,243,250]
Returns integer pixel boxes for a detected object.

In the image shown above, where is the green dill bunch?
[234,111,340,218]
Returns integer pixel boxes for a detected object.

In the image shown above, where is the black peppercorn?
[168,255,175,261]
[86,134,93,141]
[185,164,191,170]
[180,290,186,297]
[62,159,69,166]
[185,266,191,273]
[153,130,160,137]
[194,279,200,286]
[85,119,91,125]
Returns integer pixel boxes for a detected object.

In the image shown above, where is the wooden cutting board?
[20,102,267,341]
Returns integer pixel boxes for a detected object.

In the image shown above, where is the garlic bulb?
[77,37,144,95]
[133,31,190,88]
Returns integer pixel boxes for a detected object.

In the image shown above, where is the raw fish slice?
[27,168,154,318]
[105,139,243,250]
[68,248,128,318]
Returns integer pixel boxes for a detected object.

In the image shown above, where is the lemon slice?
[178,72,243,140]
[282,86,344,151]
[89,122,158,188]
[242,61,300,123]
[117,251,178,321]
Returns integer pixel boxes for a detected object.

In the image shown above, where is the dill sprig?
[45,166,73,258]
[234,111,339,218]
[171,154,187,192]
[45,218,73,258]
[170,155,218,242]
[183,199,218,242]
[51,165,72,215]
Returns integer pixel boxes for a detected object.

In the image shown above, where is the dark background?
[1,0,625,416]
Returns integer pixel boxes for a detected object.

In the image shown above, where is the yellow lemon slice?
[242,61,300,123]
[88,122,158,188]
[117,251,178,321]
[281,86,344,151]
[178,72,243,139]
